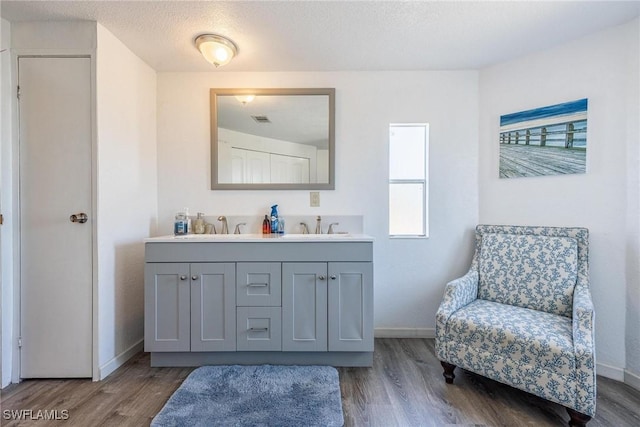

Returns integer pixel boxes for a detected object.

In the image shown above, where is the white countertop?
[145,233,374,243]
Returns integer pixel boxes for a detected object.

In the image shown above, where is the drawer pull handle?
[247,283,268,287]
[249,327,268,332]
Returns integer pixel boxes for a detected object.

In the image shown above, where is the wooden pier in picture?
[499,99,588,178]
[499,144,586,178]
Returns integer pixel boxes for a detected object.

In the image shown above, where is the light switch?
[310,192,320,207]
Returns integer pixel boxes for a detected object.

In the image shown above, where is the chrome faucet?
[234,222,246,234]
[328,222,339,234]
[300,222,309,234]
[217,216,229,234]
[315,216,322,234]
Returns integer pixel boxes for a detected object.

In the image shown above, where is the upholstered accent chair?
[436,225,595,427]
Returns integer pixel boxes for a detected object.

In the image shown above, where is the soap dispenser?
[270,205,279,234]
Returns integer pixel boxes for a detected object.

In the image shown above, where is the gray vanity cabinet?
[190,263,236,351]
[144,262,236,352]
[144,238,374,367]
[144,263,190,352]
[236,262,282,351]
[282,261,373,353]
[327,262,374,352]
[282,263,328,351]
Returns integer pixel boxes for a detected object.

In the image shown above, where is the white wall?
[157,71,479,335]
[624,20,640,387]
[0,17,12,388]
[96,23,157,379]
[479,19,640,378]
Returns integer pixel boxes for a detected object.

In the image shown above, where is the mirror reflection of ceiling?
[217,95,329,149]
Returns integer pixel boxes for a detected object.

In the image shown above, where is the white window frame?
[388,123,429,239]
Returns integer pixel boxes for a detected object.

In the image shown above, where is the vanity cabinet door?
[145,263,191,352]
[328,262,374,352]
[282,263,328,351]
[191,263,236,351]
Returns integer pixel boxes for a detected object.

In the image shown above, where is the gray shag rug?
[151,365,344,427]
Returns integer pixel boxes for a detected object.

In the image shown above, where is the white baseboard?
[624,369,640,392]
[99,339,144,380]
[596,362,625,381]
[374,328,435,338]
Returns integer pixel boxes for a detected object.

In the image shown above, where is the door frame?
[10,49,99,382]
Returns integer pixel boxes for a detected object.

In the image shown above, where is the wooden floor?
[1,339,639,426]
[499,144,586,178]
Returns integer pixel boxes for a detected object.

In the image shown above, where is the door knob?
[318,275,326,281]
[69,213,88,224]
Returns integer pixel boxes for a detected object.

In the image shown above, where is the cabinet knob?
[191,275,199,281]
[180,275,187,281]
[330,275,337,280]
[318,275,326,280]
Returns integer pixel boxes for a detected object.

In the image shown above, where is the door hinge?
[0,214,3,225]
[17,85,20,100]
[18,337,23,348]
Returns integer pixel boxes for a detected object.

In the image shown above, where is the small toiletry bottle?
[262,215,271,234]
[278,217,285,235]
[183,207,192,234]
[174,211,187,235]
[270,205,279,234]
[194,212,205,234]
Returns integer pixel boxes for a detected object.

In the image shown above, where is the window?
[389,124,429,237]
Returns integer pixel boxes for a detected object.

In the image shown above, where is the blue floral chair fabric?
[436,225,595,426]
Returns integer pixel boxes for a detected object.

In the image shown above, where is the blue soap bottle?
[270,205,279,234]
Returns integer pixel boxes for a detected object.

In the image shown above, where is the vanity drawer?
[236,307,282,351]
[236,262,282,306]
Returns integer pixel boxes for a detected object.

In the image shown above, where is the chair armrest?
[572,282,597,415]
[573,283,595,355]
[437,269,479,319]
[435,269,479,355]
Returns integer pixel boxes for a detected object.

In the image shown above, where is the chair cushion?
[478,233,578,317]
[447,299,575,377]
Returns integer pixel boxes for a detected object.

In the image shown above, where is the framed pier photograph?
[499,98,588,178]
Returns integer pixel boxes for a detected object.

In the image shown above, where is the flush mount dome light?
[234,95,255,105]
[195,34,238,67]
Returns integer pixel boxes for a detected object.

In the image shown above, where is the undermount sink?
[281,233,352,239]
[173,233,264,240]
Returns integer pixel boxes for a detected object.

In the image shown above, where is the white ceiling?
[1,1,639,72]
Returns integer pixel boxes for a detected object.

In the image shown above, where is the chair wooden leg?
[567,408,591,427]
[440,361,456,384]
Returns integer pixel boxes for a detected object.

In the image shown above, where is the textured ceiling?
[1,1,639,72]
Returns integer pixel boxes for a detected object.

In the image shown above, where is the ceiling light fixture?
[195,34,238,67]
[235,95,255,105]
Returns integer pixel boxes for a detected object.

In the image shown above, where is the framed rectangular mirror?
[211,88,335,190]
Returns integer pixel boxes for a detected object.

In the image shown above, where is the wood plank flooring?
[499,144,586,178]
[1,339,639,426]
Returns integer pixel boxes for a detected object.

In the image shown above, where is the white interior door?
[19,57,92,378]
